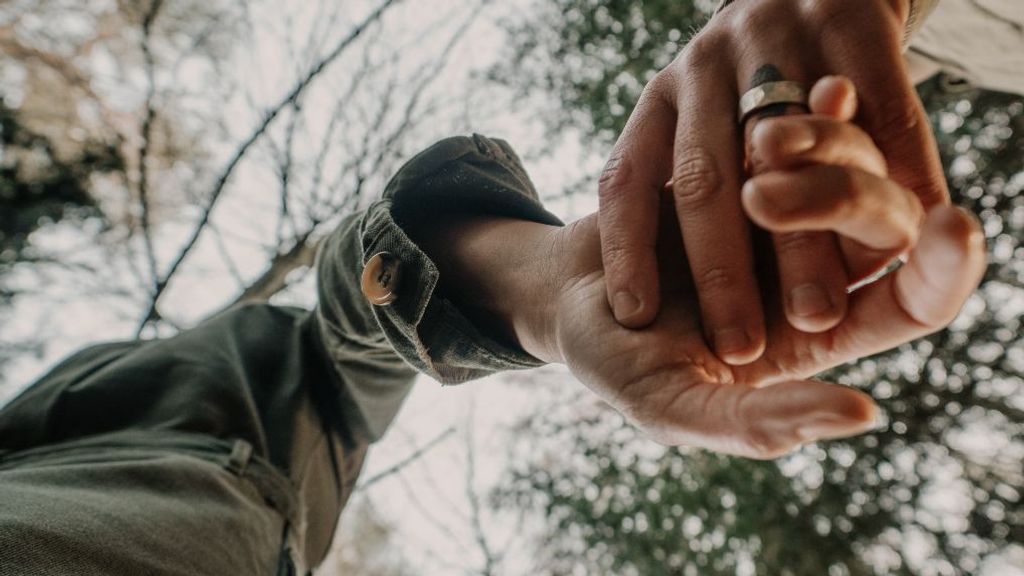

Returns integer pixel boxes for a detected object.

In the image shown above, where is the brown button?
[361,252,401,306]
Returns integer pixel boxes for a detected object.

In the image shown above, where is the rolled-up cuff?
[359,134,563,384]
[360,203,542,383]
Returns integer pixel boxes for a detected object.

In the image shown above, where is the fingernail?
[613,291,642,321]
[714,327,750,357]
[797,414,875,442]
[789,283,833,317]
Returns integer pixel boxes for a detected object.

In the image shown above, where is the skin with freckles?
[410,76,986,459]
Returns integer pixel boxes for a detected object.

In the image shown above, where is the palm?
[555,206,984,459]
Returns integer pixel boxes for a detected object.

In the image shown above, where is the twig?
[206,222,246,288]
[356,426,456,491]
[465,399,499,575]
[306,46,376,216]
[226,232,323,307]
[272,103,302,246]
[136,0,402,335]
[137,0,165,290]
[395,466,476,554]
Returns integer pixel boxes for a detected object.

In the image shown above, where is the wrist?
[404,214,566,364]
[494,219,565,364]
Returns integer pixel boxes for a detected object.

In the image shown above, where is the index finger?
[599,74,677,328]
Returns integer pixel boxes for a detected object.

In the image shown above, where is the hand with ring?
[597,0,949,366]
[551,75,984,458]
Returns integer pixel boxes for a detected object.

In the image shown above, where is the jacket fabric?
[0,135,558,575]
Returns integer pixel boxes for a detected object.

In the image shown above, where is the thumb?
[652,379,878,460]
[738,380,878,460]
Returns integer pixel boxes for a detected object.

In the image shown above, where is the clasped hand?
[545,77,985,458]
[416,80,984,460]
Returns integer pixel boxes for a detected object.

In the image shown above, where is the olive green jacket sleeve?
[314,134,563,441]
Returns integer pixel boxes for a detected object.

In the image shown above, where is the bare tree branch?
[137,0,165,289]
[394,469,477,554]
[465,400,499,576]
[206,223,246,289]
[305,46,376,216]
[0,27,121,135]
[136,0,403,334]
[227,232,323,307]
[356,426,456,492]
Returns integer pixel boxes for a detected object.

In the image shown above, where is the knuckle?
[598,150,629,194]
[745,429,776,459]
[672,148,722,208]
[869,96,921,140]
[727,2,779,36]
[774,231,822,255]
[806,0,868,33]
[694,265,736,293]
[736,406,791,460]
[645,70,674,102]
[832,168,864,218]
[679,31,726,76]
[602,242,637,268]
[733,408,781,459]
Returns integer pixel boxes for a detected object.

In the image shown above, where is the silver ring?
[738,81,808,123]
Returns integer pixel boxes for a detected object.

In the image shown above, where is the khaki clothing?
[0,135,558,574]
[908,0,1024,96]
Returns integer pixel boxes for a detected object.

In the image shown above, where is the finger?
[832,205,985,356]
[746,164,925,323]
[749,115,887,177]
[741,80,848,333]
[673,53,765,365]
[738,64,853,334]
[808,75,857,121]
[820,4,950,209]
[807,75,903,281]
[840,238,904,285]
[743,74,858,170]
[736,380,877,458]
[742,165,925,253]
[769,231,849,333]
[599,77,677,328]
[655,379,877,459]
[745,205,985,383]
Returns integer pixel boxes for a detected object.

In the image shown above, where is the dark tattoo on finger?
[750,64,791,119]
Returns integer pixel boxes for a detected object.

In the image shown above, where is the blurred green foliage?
[490,0,713,141]
[493,2,1023,575]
